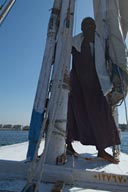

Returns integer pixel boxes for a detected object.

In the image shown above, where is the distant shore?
[0,124,29,131]
[0,128,28,131]
[0,123,128,131]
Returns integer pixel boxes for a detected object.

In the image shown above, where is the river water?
[0,130,28,146]
[0,130,128,154]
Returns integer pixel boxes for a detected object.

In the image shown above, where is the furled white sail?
[93,0,128,73]
[93,0,128,106]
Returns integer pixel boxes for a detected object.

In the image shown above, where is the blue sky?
[0,0,127,125]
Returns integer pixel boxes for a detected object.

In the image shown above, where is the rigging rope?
[0,0,7,10]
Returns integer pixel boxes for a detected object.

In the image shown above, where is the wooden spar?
[28,0,75,191]
[26,0,62,160]
[33,0,62,113]
[0,0,16,25]
[32,0,62,113]
[45,0,75,164]
[21,0,62,190]
[29,0,62,174]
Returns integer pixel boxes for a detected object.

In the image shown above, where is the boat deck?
[0,141,128,191]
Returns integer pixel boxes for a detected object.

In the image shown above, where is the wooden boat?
[0,0,128,191]
[0,141,128,191]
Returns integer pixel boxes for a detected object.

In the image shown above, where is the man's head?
[81,17,96,40]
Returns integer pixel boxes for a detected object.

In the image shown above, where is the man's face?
[82,18,96,36]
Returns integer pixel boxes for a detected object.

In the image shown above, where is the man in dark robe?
[66,17,121,164]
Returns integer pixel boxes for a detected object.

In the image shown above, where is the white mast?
[45,0,75,164]
[22,0,63,190]
[26,0,62,160]
[22,0,75,191]
[27,0,75,191]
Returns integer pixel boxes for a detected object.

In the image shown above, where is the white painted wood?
[28,1,75,190]
[33,0,62,113]
[0,142,128,191]
[24,1,62,189]
[45,0,75,164]
[1,1,128,192]
[26,0,62,176]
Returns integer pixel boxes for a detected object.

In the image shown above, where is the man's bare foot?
[66,143,78,157]
[98,150,120,164]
